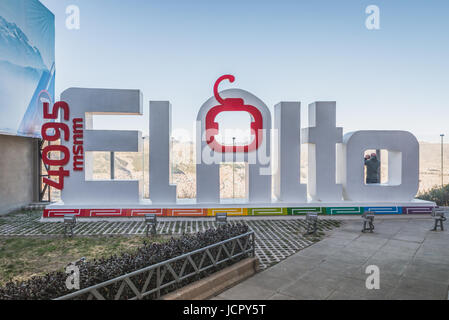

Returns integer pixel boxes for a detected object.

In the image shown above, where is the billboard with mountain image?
[0,0,54,138]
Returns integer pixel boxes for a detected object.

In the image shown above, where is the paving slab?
[389,277,449,300]
[332,276,395,300]
[361,256,410,277]
[268,293,296,300]
[215,217,449,300]
[279,278,338,300]
[240,273,294,292]
[263,259,314,280]
[218,283,276,300]
[403,261,449,284]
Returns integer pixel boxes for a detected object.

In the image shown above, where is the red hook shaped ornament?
[205,75,264,153]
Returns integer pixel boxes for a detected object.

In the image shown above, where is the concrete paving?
[214,217,449,300]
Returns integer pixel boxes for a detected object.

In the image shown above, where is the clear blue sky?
[40,0,449,142]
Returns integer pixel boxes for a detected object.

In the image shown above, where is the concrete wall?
[0,135,38,214]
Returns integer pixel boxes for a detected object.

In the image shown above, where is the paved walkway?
[215,217,449,300]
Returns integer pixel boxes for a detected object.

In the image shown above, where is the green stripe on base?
[287,207,326,215]
[248,208,288,216]
[326,207,364,215]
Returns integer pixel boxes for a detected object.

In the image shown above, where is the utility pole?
[441,134,445,187]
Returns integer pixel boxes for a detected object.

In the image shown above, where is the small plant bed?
[0,224,251,300]
[0,235,168,286]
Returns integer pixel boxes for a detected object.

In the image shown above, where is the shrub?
[417,184,449,206]
[0,223,250,300]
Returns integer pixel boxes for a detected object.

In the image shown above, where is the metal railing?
[55,231,255,300]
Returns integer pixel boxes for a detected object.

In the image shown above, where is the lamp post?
[441,134,445,187]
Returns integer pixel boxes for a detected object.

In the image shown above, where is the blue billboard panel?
[0,0,55,138]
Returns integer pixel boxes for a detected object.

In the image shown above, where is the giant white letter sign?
[196,75,271,203]
[149,101,177,203]
[302,102,343,201]
[273,102,307,202]
[41,76,434,220]
[339,130,419,201]
[60,88,143,204]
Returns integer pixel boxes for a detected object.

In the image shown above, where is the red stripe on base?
[43,209,80,218]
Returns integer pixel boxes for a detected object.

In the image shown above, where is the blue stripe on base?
[364,206,402,214]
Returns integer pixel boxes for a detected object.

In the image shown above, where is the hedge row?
[0,223,250,300]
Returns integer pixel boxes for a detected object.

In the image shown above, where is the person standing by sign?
[364,153,380,184]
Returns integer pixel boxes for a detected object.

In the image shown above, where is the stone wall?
[0,135,38,214]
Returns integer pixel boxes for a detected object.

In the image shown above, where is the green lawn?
[0,235,168,286]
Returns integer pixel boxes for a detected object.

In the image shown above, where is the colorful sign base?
[43,201,435,219]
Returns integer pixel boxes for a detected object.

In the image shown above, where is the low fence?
[55,231,255,300]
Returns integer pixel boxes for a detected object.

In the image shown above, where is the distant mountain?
[0,15,46,70]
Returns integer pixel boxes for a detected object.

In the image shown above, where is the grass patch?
[0,235,168,286]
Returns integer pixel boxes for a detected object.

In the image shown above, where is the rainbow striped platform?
[43,199,436,219]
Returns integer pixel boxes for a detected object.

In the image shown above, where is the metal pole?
[110,151,115,180]
[142,136,145,198]
[232,137,235,199]
[171,137,174,184]
[252,232,255,257]
[376,149,381,183]
[441,134,444,187]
